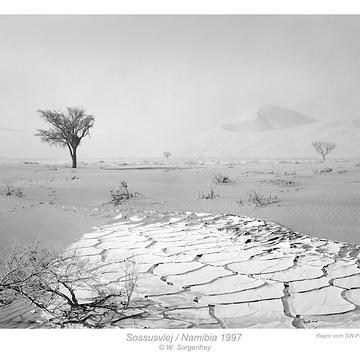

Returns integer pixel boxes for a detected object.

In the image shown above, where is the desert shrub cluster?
[213,173,233,184]
[110,181,136,205]
[238,190,280,208]
[270,179,295,186]
[284,170,296,176]
[247,190,280,207]
[312,167,333,175]
[2,184,24,198]
[198,185,219,200]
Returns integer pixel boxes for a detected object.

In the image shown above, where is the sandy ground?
[0,158,359,253]
[9,211,360,329]
[0,158,359,329]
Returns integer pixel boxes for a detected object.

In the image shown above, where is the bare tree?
[311,141,336,161]
[163,151,172,161]
[36,107,95,168]
[0,243,144,328]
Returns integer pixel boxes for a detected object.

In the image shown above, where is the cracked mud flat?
[65,211,360,329]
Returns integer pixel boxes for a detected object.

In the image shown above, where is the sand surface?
[0,158,359,328]
[0,158,359,252]
[15,210,360,329]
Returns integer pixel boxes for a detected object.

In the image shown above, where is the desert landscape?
[0,151,359,328]
[1,15,360,329]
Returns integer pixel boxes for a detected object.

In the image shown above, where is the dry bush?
[198,185,219,200]
[312,167,333,175]
[269,179,295,186]
[213,173,233,184]
[0,243,143,328]
[247,190,280,208]
[110,181,136,205]
[2,184,24,198]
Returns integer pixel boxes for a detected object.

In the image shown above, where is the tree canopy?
[36,107,95,168]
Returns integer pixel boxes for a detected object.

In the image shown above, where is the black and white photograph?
[1,1,360,357]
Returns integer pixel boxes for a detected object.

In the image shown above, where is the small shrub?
[213,173,233,184]
[66,175,79,181]
[110,181,135,205]
[198,185,219,200]
[247,190,280,208]
[3,184,24,198]
[312,167,333,175]
[270,179,295,187]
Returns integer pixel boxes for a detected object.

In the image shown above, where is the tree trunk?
[71,148,77,168]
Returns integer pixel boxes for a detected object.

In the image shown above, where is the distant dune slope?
[174,105,360,158]
[222,105,319,132]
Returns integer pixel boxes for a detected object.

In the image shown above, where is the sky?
[1,15,360,159]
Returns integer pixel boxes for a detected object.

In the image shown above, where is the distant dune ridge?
[174,104,360,158]
[222,105,319,132]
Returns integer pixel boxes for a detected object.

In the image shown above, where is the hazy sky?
[1,15,360,159]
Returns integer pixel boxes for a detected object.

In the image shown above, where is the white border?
[0,0,359,14]
[1,5,359,360]
[1,328,359,359]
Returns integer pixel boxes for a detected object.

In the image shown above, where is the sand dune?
[171,105,360,158]
[222,105,319,132]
